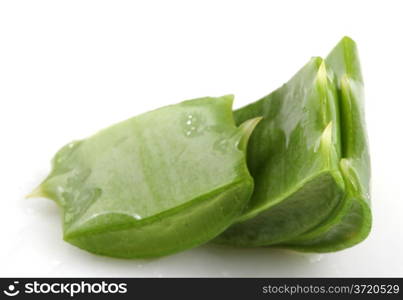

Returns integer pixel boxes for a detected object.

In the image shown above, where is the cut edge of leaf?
[64,179,253,258]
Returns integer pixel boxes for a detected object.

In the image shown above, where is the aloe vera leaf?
[31,95,259,258]
[280,37,371,251]
[215,57,346,247]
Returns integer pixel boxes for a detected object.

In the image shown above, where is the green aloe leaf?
[281,37,372,251]
[215,37,371,252]
[31,95,260,258]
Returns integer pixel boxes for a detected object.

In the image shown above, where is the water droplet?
[214,138,230,154]
[308,254,324,263]
[181,112,205,137]
[297,253,324,263]
[63,183,102,224]
[132,213,142,220]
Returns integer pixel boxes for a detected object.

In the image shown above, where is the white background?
[0,0,402,277]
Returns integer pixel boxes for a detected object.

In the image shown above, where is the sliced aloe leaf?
[31,95,259,258]
[280,37,372,251]
[215,57,345,247]
[216,37,371,251]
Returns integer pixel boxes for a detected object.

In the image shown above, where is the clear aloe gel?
[215,37,371,252]
[31,95,260,258]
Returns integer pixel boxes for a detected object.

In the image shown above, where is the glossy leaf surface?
[216,37,371,251]
[34,95,259,258]
[282,37,372,251]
